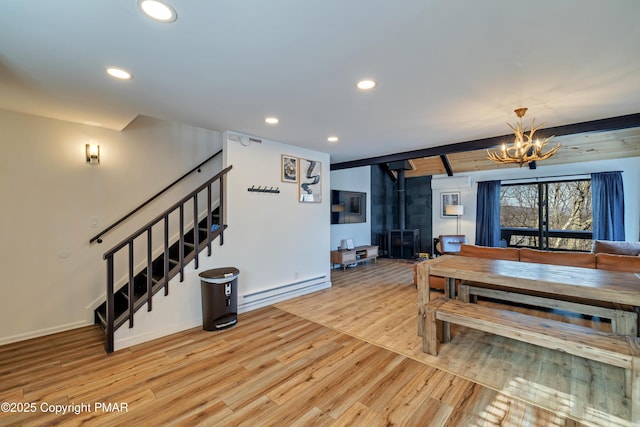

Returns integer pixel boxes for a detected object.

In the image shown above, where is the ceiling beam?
[330,112,640,170]
[440,154,453,176]
[378,163,397,181]
[387,160,412,170]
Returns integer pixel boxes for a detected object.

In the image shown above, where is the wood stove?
[388,229,420,259]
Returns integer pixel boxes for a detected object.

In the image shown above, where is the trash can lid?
[199,267,239,281]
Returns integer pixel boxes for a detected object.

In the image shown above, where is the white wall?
[0,109,331,349]
[220,131,331,305]
[431,157,640,244]
[115,132,331,350]
[0,109,224,345]
[330,166,372,250]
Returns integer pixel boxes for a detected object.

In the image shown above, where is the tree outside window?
[500,180,592,251]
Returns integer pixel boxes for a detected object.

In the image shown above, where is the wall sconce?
[86,143,100,164]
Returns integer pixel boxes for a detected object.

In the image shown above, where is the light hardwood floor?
[1,258,626,426]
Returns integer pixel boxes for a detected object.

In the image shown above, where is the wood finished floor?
[277,259,631,427]
[0,258,626,426]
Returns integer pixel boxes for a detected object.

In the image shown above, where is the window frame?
[500,178,593,251]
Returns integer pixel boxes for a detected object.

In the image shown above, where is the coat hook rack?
[247,185,280,194]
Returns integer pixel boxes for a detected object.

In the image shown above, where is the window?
[500,180,592,251]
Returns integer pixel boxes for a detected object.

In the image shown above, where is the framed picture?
[281,155,298,183]
[298,159,322,203]
[441,192,460,217]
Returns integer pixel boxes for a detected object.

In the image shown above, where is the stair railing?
[90,149,223,245]
[102,165,232,353]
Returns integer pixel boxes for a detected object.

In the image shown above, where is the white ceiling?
[1,0,639,164]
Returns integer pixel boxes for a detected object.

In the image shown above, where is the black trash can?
[199,267,239,331]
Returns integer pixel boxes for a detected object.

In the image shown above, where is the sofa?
[415,240,640,291]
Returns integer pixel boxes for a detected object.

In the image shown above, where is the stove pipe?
[397,168,406,230]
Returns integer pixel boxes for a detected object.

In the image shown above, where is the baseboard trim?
[239,279,331,313]
[0,320,92,346]
[114,320,201,352]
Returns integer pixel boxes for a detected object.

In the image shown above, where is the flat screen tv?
[331,190,366,224]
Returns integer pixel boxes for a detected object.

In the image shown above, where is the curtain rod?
[499,170,622,183]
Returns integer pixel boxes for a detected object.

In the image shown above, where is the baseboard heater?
[239,275,329,312]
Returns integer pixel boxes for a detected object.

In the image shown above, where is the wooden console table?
[331,245,378,270]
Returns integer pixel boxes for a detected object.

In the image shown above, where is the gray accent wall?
[370,165,432,256]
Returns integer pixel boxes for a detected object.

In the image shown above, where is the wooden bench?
[422,296,640,424]
[458,281,638,337]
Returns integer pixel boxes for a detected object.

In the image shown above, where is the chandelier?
[487,108,560,167]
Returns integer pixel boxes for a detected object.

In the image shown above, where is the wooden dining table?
[420,255,640,336]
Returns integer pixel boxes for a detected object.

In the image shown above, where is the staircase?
[94,165,232,353]
[94,209,221,333]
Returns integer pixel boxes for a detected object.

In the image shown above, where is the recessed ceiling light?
[265,117,279,125]
[106,67,133,80]
[138,0,177,23]
[357,79,377,90]
[327,136,339,143]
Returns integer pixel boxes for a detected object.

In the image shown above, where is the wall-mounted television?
[331,190,366,224]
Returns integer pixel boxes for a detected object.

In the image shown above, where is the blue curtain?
[592,171,625,240]
[475,180,501,247]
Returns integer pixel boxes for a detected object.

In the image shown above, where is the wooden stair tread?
[141,273,159,284]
